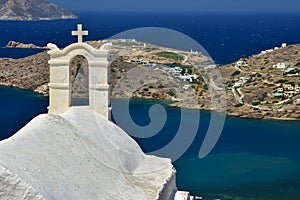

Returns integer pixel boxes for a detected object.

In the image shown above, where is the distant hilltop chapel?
[0,24,193,200]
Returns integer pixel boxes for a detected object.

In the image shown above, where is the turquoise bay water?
[114,99,300,199]
[1,87,299,199]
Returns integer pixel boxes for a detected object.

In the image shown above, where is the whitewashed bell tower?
[47,24,110,119]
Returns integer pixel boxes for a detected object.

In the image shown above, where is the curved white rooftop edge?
[0,108,177,200]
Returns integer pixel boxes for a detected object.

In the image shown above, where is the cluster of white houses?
[130,59,157,67]
[272,62,289,69]
[109,38,137,43]
[257,43,287,57]
[274,84,300,98]
[236,60,248,67]
[168,67,199,82]
[272,63,299,76]
[231,77,251,88]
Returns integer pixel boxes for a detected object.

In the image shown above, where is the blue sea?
[1,12,300,199]
[1,12,300,63]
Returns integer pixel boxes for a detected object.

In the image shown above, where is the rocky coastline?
[5,41,47,49]
[0,0,77,21]
[1,40,300,120]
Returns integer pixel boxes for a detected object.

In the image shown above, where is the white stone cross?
[72,24,88,43]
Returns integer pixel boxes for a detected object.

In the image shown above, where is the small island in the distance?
[0,0,77,21]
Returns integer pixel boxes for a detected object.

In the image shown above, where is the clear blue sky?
[49,0,300,12]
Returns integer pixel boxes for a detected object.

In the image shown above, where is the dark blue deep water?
[1,12,300,64]
[1,12,300,199]
[0,87,48,139]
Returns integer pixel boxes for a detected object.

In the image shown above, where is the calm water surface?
[1,88,298,199]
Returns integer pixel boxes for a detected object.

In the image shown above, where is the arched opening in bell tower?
[70,55,89,106]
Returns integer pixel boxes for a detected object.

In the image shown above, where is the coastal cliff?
[0,0,77,20]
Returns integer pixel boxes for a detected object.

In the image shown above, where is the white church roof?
[0,108,176,200]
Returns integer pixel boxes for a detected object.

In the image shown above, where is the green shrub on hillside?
[156,51,184,61]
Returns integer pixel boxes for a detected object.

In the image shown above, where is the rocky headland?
[1,40,300,120]
[221,44,300,120]
[0,0,77,21]
[5,41,47,49]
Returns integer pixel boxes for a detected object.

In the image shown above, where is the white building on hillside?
[273,62,288,69]
[282,43,287,48]
[180,74,199,82]
[236,61,247,67]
